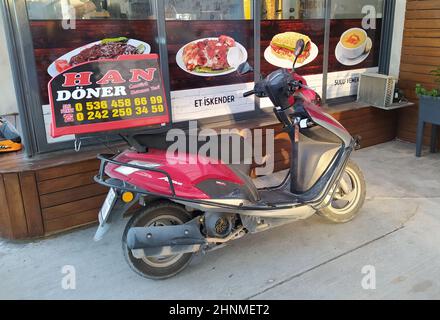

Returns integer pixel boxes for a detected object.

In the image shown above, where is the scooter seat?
[124,131,253,176]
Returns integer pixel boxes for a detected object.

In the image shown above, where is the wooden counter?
[0,105,397,240]
[0,143,129,239]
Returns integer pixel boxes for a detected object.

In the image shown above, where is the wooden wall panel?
[37,170,98,195]
[19,172,44,237]
[407,1,440,10]
[0,175,13,239]
[42,194,107,221]
[37,167,108,235]
[397,0,440,145]
[2,173,28,238]
[44,208,100,235]
[36,159,100,182]
[39,183,108,209]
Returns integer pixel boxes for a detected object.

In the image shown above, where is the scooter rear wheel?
[122,201,194,279]
[318,160,366,223]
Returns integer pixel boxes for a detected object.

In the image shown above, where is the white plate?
[47,39,151,77]
[264,42,318,69]
[335,40,371,66]
[176,37,248,77]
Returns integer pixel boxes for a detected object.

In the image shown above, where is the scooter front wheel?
[318,160,366,223]
[122,201,195,279]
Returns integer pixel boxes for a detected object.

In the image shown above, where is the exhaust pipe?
[126,218,207,258]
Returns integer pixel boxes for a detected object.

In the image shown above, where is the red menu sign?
[49,54,169,137]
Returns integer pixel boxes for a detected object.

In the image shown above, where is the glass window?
[326,0,384,100]
[25,0,159,144]
[331,0,383,19]
[261,0,325,20]
[17,0,392,152]
[26,0,156,20]
[260,0,325,108]
[165,0,255,122]
[165,0,253,20]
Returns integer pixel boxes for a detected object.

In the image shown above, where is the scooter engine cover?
[204,212,234,238]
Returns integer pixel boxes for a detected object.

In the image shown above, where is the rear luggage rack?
[95,153,176,197]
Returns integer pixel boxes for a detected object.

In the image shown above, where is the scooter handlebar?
[243,88,267,98]
[243,90,255,97]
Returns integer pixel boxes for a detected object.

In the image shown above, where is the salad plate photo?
[176,35,248,77]
[47,37,151,77]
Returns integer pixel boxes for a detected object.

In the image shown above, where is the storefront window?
[261,0,325,20]
[6,0,393,153]
[331,0,383,19]
[326,0,384,100]
[25,0,158,144]
[165,0,253,20]
[165,0,255,122]
[260,0,325,108]
[26,0,156,20]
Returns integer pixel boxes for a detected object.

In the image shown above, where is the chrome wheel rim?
[328,166,361,215]
[141,215,184,268]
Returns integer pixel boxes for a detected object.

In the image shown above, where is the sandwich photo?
[270,32,311,63]
[176,35,248,77]
[264,31,318,69]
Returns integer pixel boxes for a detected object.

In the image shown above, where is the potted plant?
[416,66,440,118]
[415,66,440,156]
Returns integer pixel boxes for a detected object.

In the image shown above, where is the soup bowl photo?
[339,28,368,59]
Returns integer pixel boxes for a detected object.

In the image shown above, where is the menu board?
[49,54,169,137]
[28,17,159,143]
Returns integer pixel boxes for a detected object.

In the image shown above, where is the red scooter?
[94,40,366,279]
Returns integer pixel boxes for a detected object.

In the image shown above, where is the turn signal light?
[122,191,134,203]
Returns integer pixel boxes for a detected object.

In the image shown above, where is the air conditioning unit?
[357,73,397,109]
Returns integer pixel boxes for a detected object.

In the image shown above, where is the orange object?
[0,140,22,153]
[347,34,361,45]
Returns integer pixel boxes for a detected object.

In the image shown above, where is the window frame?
[2,0,395,157]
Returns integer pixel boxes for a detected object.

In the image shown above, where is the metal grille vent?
[357,73,397,109]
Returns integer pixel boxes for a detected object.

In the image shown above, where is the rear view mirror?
[292,39,305,69]
[294,39,305,58]
[237,62,254,75]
